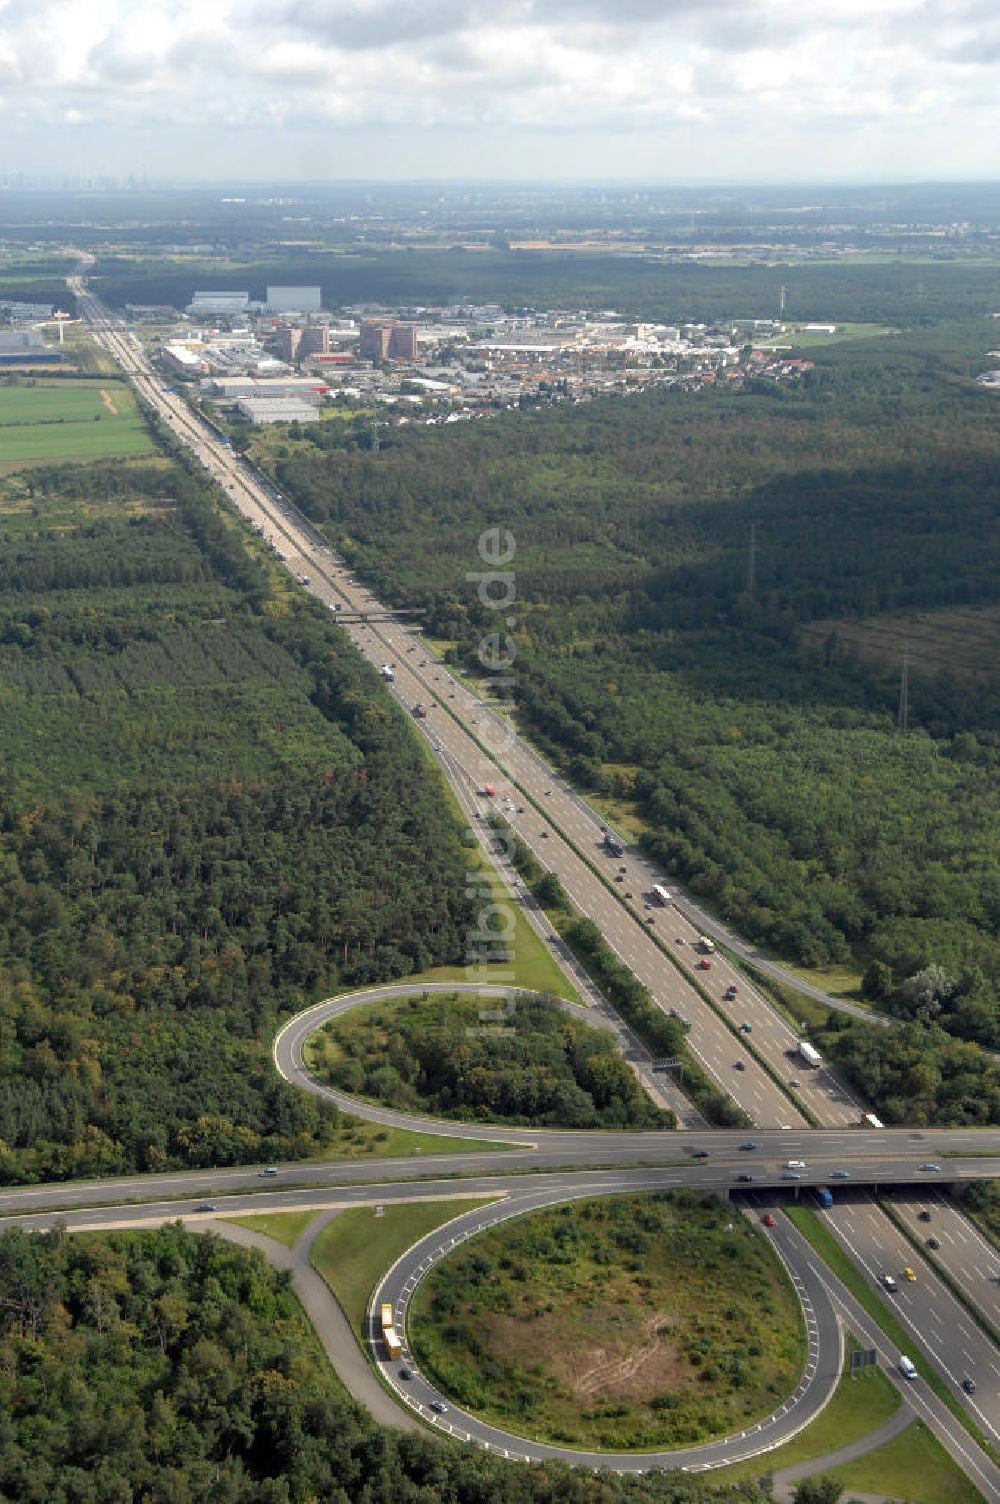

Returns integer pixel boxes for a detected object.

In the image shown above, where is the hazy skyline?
[1,0,998,183]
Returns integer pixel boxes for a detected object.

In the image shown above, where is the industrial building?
[266,285,322,314]
[237,397,321,425]
[186,290,250,316]
[206,376,327,401]
[162,343,209,375]
[0,330,60,363]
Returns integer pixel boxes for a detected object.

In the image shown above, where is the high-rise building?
[275,325,302,362]
[359,320,392,360]
[297,325,330,358]
[388,322,418,360]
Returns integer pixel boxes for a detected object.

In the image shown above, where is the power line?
[897,644,910,736]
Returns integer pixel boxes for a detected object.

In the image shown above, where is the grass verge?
[222,1210,320,1247]
[311,1196,502,1337]
[827,1417,987,1504]
[710,1338,901,1483]
[785,1205,997,1462]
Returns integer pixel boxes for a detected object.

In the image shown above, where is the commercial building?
[388,322,418,360]
[359,320,392,360]
[266,285,322,314]
[275,326,302,362]
[297,325,329,359]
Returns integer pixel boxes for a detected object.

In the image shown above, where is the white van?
[787,1159,806,1170]
[898,1356,918,1381]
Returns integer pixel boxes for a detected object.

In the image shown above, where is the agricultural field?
[802,604,1000,683]
[409,1191,805,1450]
[0,376,155,469]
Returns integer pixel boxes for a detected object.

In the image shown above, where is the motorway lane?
[883,1187,1000,1335]
[369,1178,842,1472]
[818,1191,1000,1440]
[2,1127,996,1222]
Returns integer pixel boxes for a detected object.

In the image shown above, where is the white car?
[786,1160,806,1170]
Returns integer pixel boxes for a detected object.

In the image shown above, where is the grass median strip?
[785,1204,998,1462]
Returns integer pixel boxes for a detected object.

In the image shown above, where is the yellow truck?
[383,1326,402,1360]
[380,1302,394,1331]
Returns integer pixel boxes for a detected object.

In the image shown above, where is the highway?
[60,271,1000,1493]
[69,275,823,1133]
[884,1187,1000,1333]
[818,1191,1000,1438]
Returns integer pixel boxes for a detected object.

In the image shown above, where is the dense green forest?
[0,456,478,1183]
[310,991,668,1129]
[92,248,1000,324]
[0,1222,772,1504]
[254,326,1000,1069]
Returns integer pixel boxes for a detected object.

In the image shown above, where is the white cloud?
[0,0,995,176]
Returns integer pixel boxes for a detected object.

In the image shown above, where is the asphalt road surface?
[818,1191,1000,1439]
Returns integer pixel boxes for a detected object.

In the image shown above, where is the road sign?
[850,1347,878,1376]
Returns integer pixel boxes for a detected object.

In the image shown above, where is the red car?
[762,1213,776,1228]
[698,958,712,970]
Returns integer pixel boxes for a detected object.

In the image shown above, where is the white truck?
[696,935,715,955]
[798,1040,823,1069]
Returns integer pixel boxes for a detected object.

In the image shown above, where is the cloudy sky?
[1,0,997,181]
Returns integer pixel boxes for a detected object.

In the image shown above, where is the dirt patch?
[484,1305,688,1401]
[99,389,119,415]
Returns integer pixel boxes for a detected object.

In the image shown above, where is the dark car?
[734,1060,746,1071]
[691,1149,710,1159]
[740,1141,758,1151]
[400,1366,414,1381]
[430,1400,448,1414]
[963,1378,977,1395]
[194,1202,217,1212]
[736,1174,753,1183]
[918,1209,932,1221]
[927,1237,941,1250]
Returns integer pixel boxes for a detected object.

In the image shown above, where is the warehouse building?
[186,290,250,316]
[0,330,60,363]
[237,397,321,424]
[266,285,322,314]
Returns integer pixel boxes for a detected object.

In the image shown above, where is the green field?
[311,1197,502,1335]
[410,1191,805,1451]
[223,1209,320,1247]
[0,377,155,466]
[828,1418,986,1504]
